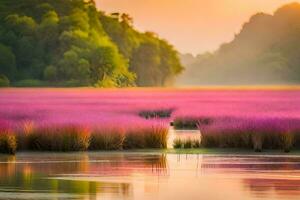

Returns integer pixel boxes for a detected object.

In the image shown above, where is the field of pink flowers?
[0,88,300,153]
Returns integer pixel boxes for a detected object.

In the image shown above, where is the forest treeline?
[0,0,183,87]
[178,3,300,85]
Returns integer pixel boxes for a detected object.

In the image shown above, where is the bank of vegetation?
[0,0,183,88]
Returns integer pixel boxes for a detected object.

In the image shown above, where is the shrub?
[144,125,168,148]
[0,74,9,87]
[16,121,35,150]
[200,125,268,151]
[27,125,91,151]
[13,79,47,87]
[0,130,17,154]
[13,122,169,152]
[43,65,57,81]
[293,130,300,149]
[173,138,201,149]
[199,118,300,152]
[183,139,192,149]
[193,139,201,148]
[251,132,264,152]
[200,133,219,148]
[281,132,294,153]
[174,117,212,130]
[59,80,87,87]
[173,138,183,149]
[123,131,146,149]
[139,109,173,119]
[124,125,168,149]
[89,128,125,150]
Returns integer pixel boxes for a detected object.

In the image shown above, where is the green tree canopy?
[0,0,183,87]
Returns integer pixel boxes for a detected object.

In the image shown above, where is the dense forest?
[0,0,183,87]
[178,3,300,85]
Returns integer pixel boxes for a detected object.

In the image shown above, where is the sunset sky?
[96,0,300,55]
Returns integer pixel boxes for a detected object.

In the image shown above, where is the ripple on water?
[0,153,300,200]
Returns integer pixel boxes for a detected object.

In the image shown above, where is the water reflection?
[1,153,300,199]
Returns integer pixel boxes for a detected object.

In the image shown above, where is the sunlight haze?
[96,0,300,54]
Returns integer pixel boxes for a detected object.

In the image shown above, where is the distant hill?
[0,0,183,87]
[177,2,300,86]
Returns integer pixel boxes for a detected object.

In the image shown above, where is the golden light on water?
[1,153,300,199]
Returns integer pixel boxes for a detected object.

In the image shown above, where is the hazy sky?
[96,0,300,54]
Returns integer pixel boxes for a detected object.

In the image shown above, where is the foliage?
[173,117,212,130]
[138,108,174,119]
[89,128,125,150]
[26,125,91,151]
[100,14,184,86]
[0,129,17,155]
[12,79,47,87]
[0,123,168,154]
[0,0,182,87]
[199,118,300,152]
[173,138,201,149]
[0,74,9,87]
[0,44,16,80]
[123,125,168,149]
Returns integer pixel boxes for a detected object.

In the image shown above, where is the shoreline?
[3,148,300,157]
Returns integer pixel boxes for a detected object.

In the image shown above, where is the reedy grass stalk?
[0,129,17,155]
[89,128,125,150]
[173,138,201,149]
[0,122,169,153]
[199,121,300,153]
[124,125,168,149]
[26,125,91,151]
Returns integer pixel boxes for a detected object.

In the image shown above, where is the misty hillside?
[177,2,300,85]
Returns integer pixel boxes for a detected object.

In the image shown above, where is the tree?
[179,2,300,85]
[130,41,161,86]
[89,45,132,86]
[0,43,16,80]
[159,40,184,85]
[0,0,182,87]
[121,13,133,26]
[5,14,37,36]
[0,74,10,87]
[44,65,57,81]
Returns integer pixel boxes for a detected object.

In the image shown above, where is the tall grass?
[124,125,168,149]
[0,121,168,153]
[173,138,201,149]
[199,118,300,152]
[0,128,17,155]
[89,127,125,150]
[26,125,91,151]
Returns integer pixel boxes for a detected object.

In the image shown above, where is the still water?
[0,152,300,200]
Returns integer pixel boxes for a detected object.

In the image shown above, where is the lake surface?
[0,152,300,200]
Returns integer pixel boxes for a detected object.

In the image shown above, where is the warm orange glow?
[96,0,300,54]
